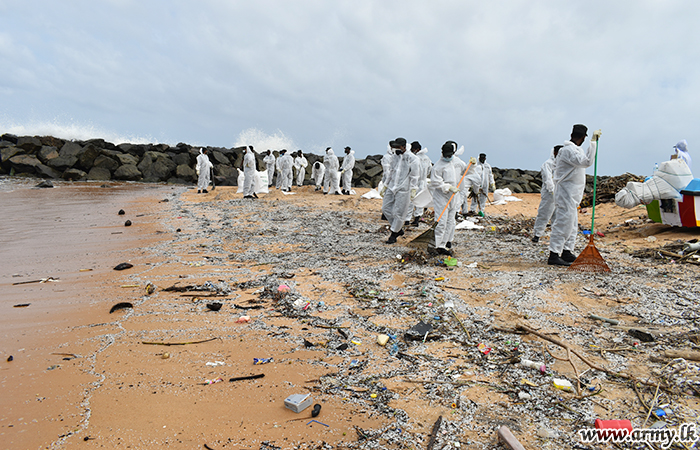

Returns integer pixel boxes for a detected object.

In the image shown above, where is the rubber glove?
[380,185,387,196]
[490,182,496,191]
[592,129,602,141]
[546,181,555,192]
[341,169,345,174]
[410,188,417,200]
[469,157,477,164]
[448,185,460,193]
[196,167,200,176]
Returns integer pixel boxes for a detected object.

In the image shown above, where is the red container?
[595,419,633,432]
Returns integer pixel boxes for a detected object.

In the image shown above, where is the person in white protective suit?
[452,146,480,218]
[381,138,420,244]
[380,145,395,221]
[673,140,692,169]
[340,146,355,195]
[263,150,276,187]
[532,145,561,242]
[311,161,325,191]
[279,149,294,192]
[323,147,341,195]
[242,146,258,199]
[548,124,601,266]
[407,141,432,226]
[429,141,463,255]
[196,148,213,193]
[469,153,495,215]
[275,152,283,189]
[294,151,308,186]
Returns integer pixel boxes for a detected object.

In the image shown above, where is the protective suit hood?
[326,148,335,156]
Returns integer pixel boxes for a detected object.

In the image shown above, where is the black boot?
[446,242,452,249]
[548,251,572,266]
[411,216,420,226]
[561,250,577,263]
[532,235,539,243]
[386,232,399,244]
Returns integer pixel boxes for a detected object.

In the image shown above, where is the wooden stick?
[426,416,443,450]
[451,310,471,341]
[142,337,218,346]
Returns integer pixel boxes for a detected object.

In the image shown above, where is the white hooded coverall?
[340,150,355,192]
[280,153,294,190]
[430,156,460,250]
[533,150,557,238]
[323,148,340,194]
[196,149,213,191]
[263,153,276,187]
[549,139,596,255]
[470,161,494,213]
[294,154,308,186]
[312,161,325,188]
[382,151,420,233]
[409,148,432,218]
[242,150,256,196]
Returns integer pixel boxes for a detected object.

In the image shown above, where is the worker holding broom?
[547,125,601,266]
[429,141,466,255]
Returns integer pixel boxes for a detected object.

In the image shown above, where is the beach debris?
[311,404,321,417]
[377,334,390,346]
[12,277,59,285]
[426,415,442,450]
[306,419,328,427]
[229,373,264,382]
[201,378,223,385]
[34,180,54,188]
[235,315,251,323]
[519,358,546,374]
[124,220,132,227]
[206,302,222,311]
[205,361,225,367]
[46,364,60,370]
[628,328,655,342]
[589,313,619,325]
[498,425,527,450]
[7,356,13,362]
[145,282,156,295]
[113,262,133,271]
[477,342,492,355]
[118,209,125,215]
[595,419,633,433]
[13,303,30,308]
[142,337,217,346]
[161,352,170,359]
[109,302,133,313]
[336,343,349,351]
[284,393,312,413]
[303,339,315,348]
[405,321,433,341]
[552,378,574,392]
[253,358,273,365]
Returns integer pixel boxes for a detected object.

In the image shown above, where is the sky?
[1,0,699,175]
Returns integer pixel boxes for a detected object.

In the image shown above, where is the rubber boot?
[548,251,571,266]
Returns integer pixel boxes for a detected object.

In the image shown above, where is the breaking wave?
[233,128,297,151]
[0,118,157,145]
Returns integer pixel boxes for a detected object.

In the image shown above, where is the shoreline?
[1,182,699,449]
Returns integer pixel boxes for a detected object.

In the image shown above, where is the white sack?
[655,159,693,191]
[455,219,484,230]
[615,176,680,209]
[237,169,270,194]
[493,188,512,202]
[412,187,434,209]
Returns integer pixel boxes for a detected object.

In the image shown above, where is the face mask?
[442,155,453,162]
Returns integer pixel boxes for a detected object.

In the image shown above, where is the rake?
[409,161,472,248]
[569,139,610,272]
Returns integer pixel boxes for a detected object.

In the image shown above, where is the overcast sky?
[1,1,699,175]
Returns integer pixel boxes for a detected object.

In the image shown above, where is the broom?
[409,161,473,247]
[569,138,610,272]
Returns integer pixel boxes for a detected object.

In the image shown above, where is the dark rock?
[87,166,112,181]
[59,142,84,158]
[124,220,132,227]
[172,152,191,166]
[215,164,236,179]
[63,168,87,181]
[175,164,196,180]
[38,136,65,148]
[47,155,78,171]
[112,151,139,166]
[113,263,133,271]
[209,150,229,165]
[78,144,101,171]
[9,154,43,173]
[138,151,176,181]
[16,136,42,152]
[92,154,119,172]
[34,180,54,188]
[365,165,383,179]
[37,146,59,164]
[109,301,133,313]
[1,146,21,164]
[1,133,18,144]
[206,302,222,311]
[85,138,106,148]
[113,164,142,181]
[35,164,62,179]
[166,177,190,185]
[118,209,125,215]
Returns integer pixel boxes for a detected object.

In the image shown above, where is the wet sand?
[2,181,699,449]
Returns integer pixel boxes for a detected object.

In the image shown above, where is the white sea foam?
[233,128,297,151]
[0,119,157,145]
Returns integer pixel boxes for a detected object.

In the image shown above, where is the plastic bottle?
[519,359,546,374]
[653,162,659,174]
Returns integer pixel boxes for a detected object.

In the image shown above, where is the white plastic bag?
[615,176,680,208]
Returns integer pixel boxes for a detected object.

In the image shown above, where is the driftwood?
[662,349,700,362]
[426,415,443,450]
[141,337,218,346]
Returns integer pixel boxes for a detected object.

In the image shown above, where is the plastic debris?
[285,393,312,413]
[253,358,273,365]
[552,378,573,392]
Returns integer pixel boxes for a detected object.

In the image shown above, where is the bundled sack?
[236,169,270,194]
[615,159,693,208]
[615,176,680,208]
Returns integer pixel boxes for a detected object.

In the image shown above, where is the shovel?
[410,161,472,247]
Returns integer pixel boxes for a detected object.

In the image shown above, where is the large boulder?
[1,134,19,144]
[9,154,43,173]
[215,164,237,179]
[59,142,84,158]
[63,168,87,181]
[35,164,62,179]
[37,146,59,164]
[39,136,66,148]
[113,164,142,181]
[16,136,42,152]
[1,146,21,164]
[209,150,229,165]
[175,164,196,181]
[138,151,176,181]
[172,152,191,166]
[93,154,120,172]
[87,167,112,181]
[78,144,101,171]
[47,155,78,171]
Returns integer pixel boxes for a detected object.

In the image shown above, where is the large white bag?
[237,170,270,194]
[655,159,693,191]
[615,176,680,208]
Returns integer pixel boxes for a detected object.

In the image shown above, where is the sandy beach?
[2,181,700,449]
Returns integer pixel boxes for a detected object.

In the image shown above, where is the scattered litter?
[145,283,156,295]
[285,393,312,413]
[519,359,546,374]
[202,378,223,385]
[235,315,251,323]
[12,277,59,285]
[377,334,390,346]
[477,343,492,355]
[552,378,573,392]
[589,314,619,325]
[253,358,273,365]
[206,302,222,311]
[229,373,264,382]
[306,420,329,427]
[113,263,133,271]
[161,352,170,359]
[7,356,13,362]
[628,328,655,342]
[405,321,434,341]
[205,361,225,367]
[13,303,30,308]
[109,302,133,313]
[311,404,321,417]
[118,209,125,215]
